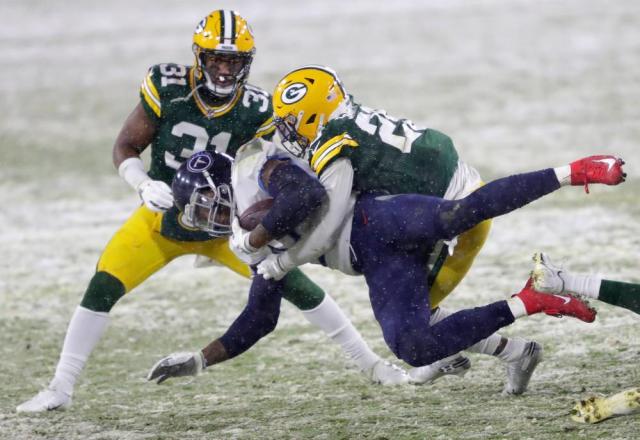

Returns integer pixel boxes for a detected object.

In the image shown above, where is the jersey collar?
[189,67,242,119]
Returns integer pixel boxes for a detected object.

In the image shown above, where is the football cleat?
[16,385,72,413]
[531,252,566,294]
[569,155,626,193]
[408,355,471,385]
[513,278,596,322]
[502,341,543,395]
[363,360,410,386]
[571,388,640,424]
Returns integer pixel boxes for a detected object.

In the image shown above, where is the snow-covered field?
[1,0,638,438]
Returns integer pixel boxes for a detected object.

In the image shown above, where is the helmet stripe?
[230,11,237,44]
[218,10,226,42]
[221,10,233,44]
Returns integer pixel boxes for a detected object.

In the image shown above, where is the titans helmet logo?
[281,83,307,104]
[187,152,213,172]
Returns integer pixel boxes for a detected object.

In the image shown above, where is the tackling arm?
[256,159,354,280]
[245,159,328,249]
[272,158,354,271]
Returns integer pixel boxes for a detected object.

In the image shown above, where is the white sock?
[52,306,110,396]
[302,294,379,371]
[507,297,527,319]
[492,337,528,363]
[564,272,603,299]
[554,165,571,186]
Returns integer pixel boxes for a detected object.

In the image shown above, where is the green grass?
[1,0,639,438]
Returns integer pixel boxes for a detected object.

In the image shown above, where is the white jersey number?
[159,64,187,87]
[164,121,231,170]
[354,106,421,153]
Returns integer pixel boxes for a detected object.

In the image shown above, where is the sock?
[507,297,527,318]
[563,272,602,299]
[554,165,571,186]
[490,337,528,363]
[52,306,110,396]
[598,279,640,314]
[302,294,379,371]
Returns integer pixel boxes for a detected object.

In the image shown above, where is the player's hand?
[137,179,174,212]
[230,217,270,265]
[147,351,205,384]
[256,253,290,280]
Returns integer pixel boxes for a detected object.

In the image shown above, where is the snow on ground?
[1,0,639,438]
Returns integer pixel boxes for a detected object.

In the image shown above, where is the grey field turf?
[1,0,639,438]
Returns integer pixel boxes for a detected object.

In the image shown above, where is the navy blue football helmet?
[172,151,234,236]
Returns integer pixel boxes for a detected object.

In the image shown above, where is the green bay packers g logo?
[281,83,307,104]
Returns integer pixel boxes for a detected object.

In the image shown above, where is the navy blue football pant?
[350,168,560,367]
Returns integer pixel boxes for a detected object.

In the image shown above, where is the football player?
[532,253,640,315]
[250,65,554,389]
[16,11,407,414]
[147,147,625,388]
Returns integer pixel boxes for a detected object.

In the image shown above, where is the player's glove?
[230,217,271,265]
[118,157,174,212]
[147,351,205,384]
[137,179,174,212]
[256,253,292,281]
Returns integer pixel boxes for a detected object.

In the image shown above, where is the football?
[238,198,274,230]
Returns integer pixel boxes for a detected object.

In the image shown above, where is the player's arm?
[147,275,283,383]
[241,158,328,250]
[259,159,354,280]
[112,102,156,167]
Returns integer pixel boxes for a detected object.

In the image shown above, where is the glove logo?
[281,83,307,104]
[187,152,213,172]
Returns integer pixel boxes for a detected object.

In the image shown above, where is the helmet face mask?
[184,181,234,236]
[172,151,235,237]
[192,10,255,99]
[274,113,310,158]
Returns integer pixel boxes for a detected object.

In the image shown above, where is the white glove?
[230,217,270,265]
[256,253,292,280]
[137,179,174,212]
[118,157,173,212]
[147,351,205,384]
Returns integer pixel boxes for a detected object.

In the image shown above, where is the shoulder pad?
[139,63,192,118]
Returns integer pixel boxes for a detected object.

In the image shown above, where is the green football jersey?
[308,103,459,197]
[139,63,274,241]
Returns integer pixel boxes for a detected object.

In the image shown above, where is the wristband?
[118,157,149,190]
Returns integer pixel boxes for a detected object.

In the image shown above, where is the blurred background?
[1,1,638,438]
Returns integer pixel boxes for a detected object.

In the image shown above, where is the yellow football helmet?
[272,65,349,157]
[192,10,255,98]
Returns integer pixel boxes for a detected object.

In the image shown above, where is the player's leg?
[17,206,189,413]
[197,239,408,385]
[533,253,640,314]
[429,220,492,308]
[414,306,543,395]
[360,248,516,367]
[352,196,595,367]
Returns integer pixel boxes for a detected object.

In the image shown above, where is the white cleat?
[531,252,566,294]
[363,360,410,386]
[408,355,471,385]
[502,341,543,396]
[16,386,72,413]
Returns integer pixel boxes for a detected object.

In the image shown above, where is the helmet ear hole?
[306,114,316,125]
